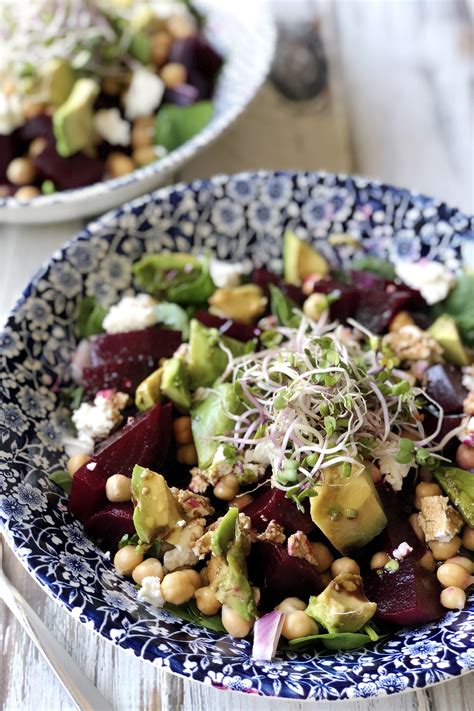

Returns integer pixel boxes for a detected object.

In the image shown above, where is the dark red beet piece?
[311,278,359,322]
[81,357,156,398]
[18,114,54,142]
[0,134,16,182]
[251,268,305,305]
[355,289,421,334]
[89,328,181,366]
[69,402,172,522]
[242,488,315,535]
[84,503,134,546]
[424,364,467,415]
[350,270,392,292]
[33,142,104,190]
[375,483,425,559]
[164,84,200,106]
[364,557,444,626]
[248,541,324,608]
[169,36,223,78]
[194,311,261,341]
[423,410,465,457]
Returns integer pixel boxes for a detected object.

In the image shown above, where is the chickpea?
[419,550,437,572]
[133,146,157,167]
[456,444,474,471]
[131,119,155,149]
[462,527,474,551]
[429,536,462,561]
[330,557,360,577]
[105,473,132,503]
[7,157,37,186]
[195,586,221,615]
[105,152,135,178]
[151,31,172,66]
[446,556,473,573]
[67,453,91,476]
[114,545,144,576]
[15,185,41,200]
[370,552,390,570]
[389,311,415,332]
[200,568,209,586]
[409,513,425,542]
[415,482,442,510]
[221,605,253,638]
[22,102,44,120]
[310,542,334,573]
[173,416,193,445]
[440,586,466,610]
[437,562,473,589]
[132,558,164,585]
[167,14,195,39]
[213,474,240,501]
[229,493,253,510]
[160,62,187,89]
[161,571,196,604]
[29,137,47,158]
[281,610,318,641]
[176,443,198,466]
[206,555,223,583]
[275,597,306,614]
[303,293,328,321]
[182,569,202,589]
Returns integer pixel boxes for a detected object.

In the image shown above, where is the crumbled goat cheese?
[72,390,129,447]
[462,366,474,393]
[125,68,165,120]
[418,496,463,542]
[102,293,157,334]
[392,541,413,560]
[0,92,24,135]
[463,393,474,416]
[137,576,165,608]
[383,325,443,362]
[163,545,198,572]
[377,451,411,492]
[287,531,318,566]
[457,415,474,447]
[170,488,215,519]
[209,259,246,288]
[395,259,455,305]
[62,434,94,457]
[94,108,130,146]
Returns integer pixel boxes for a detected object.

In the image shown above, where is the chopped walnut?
[170,488,215,519]
[254,520,286,544]
[189,468,212,494]
[383,325,443,362]
[418,496,463,542]
[463,392,474,416]
[287,531,318,566]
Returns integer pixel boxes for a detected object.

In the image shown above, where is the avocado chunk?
[306,573,377,633]
[133,253,215,304]
[53,78,100,157]
[187,319,251,389]
[41,58,74,107]
[211,508,256,622]
[310,464,387,554]
[428,315,469,366]
[131,464,182,544]
[434,466,474,527]
[283,229,329,286]
[191,383,243,468]
[135,367,163,411]
[161,357,191,413]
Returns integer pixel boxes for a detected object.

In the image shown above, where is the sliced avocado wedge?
[310,463,387,554]
[135,367,163,411]
[428,315,469,366]
[306,573,376,633]
[131,464,182,544]
[434,466,474,527]
[161,357,191,413]
[187,319,251,389]
[283,229,329,286]
[53,78,100,157]
[191,383,243,468]
[41,58,74,107]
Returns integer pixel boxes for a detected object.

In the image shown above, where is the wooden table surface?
[1,1,473,709]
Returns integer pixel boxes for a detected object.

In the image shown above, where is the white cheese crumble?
[395,259,455,305]
[94,108,130,146]
[392,542,413,560]
[125,68,165,121]
[72,390,129,448]
[457,415,474,447]
[209,259,246,288]
[102,293,157,334]
[377,451,411,492]
[163,546,198,572]
[137,576,165,608]
[0,91,24,135]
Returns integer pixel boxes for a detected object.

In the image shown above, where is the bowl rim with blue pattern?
[1,170,473,701]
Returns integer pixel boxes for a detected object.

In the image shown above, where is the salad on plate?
[51,231,474,660]
[0,0,221,199]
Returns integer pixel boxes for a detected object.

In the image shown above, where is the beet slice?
[164,84,199,106]
[424,364,467,416]
[194,311,261,342]
[251,268,305,305]
[364,557,444,626]
[375,483,425,560]
[89,328,181,366]
[18,114,53,143]
[69,402,172,522]
[84,503,134,547]
[311,278,359,322]
[168,36,223,78]
[81,357,155,398]
[33,142,104,190]
[0,134,16,182]
[243,488,315,535]
[248,540,324,608]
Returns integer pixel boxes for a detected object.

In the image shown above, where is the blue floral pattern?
[0,171,473,700]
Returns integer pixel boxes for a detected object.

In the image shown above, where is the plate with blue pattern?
[1,170,473,700]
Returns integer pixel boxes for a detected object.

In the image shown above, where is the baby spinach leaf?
[155,101,213,152]
[48,469,73,494]
[77,296,107,338]
[268,284,301,328]
[351,256,396,280]
[164,601,225,632]
[289,631,372,650]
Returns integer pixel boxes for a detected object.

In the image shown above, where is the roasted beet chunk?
[424,364,468,415]
[84,503,134,546]
[0,134,16,182]
[243,488,314,535]
[89,328,181,366]
[168,36,222,99]
[33,142,104,190]
[248,541,324,608]
[251,268,305,305]
[364,557,444,626]
[81,358,156,398]
[375,483,426,559]
[194,311,261,341]
[311,278,359,322]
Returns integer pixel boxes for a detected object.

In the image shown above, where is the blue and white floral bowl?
[1,171,473,700]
